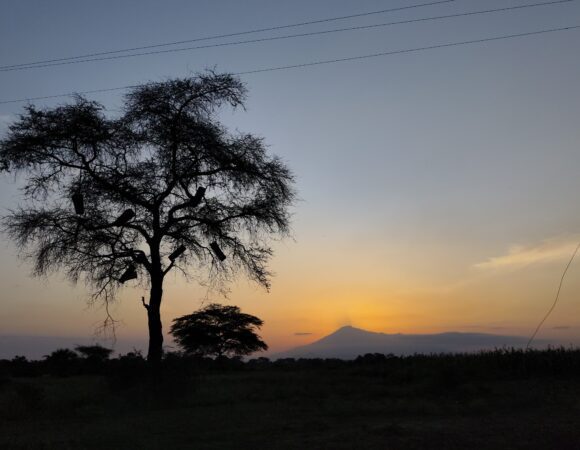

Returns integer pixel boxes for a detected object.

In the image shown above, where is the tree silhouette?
[170,303,268,358]
[75,344,113,362]
[0,72,294,365]
[75,344,113,373]
[43,348,79,376]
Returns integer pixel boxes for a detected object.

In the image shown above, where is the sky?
[1,0,580,358]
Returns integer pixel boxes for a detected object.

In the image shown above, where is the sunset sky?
[1,0,580,357]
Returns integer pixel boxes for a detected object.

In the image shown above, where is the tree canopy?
[0,72,294,363]
[170,303,268,358]
[75,345,113,362]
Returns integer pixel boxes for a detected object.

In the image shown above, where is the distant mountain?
[274,326,537,360]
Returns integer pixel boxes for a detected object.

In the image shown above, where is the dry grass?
[1,351,580,449]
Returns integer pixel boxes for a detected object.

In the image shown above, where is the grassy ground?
[1,359,580,449]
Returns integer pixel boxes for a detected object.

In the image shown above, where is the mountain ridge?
[274,326,539,360]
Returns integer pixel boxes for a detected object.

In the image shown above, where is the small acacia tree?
[75,344,113,362]
[170,303,268,358]
[0,72,294,365]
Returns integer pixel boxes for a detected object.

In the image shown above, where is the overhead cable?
[1,24,578,105]
[0,0,571,73]
[0,0,456,71]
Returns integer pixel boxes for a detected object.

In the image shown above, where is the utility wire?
[1,24,578,105]
[526,241,580,350]
[235,25,580,75]
[0,0,455,71]
[0,0,570,73]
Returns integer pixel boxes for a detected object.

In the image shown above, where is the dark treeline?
[3,346,580,383]
[3,347,580,448]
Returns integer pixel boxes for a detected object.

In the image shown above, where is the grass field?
[1,350,580,449]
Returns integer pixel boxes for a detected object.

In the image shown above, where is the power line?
[0,0,456,71]
[526,241,580,350]
[0,0,571,73]
[235,25,580,75]
[1,24,578,106]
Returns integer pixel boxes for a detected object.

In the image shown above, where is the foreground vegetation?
[2,348,580,449]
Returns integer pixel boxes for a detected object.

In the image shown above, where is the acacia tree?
[75,344,113,362]
[170,303,268,358]
[0,72,294,365]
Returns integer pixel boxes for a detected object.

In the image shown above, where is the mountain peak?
[336,325,355,331]
[331,325,368,336]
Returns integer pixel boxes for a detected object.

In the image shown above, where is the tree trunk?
[147,274,164,365]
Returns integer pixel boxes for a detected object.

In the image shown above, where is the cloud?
[294,332,313,336]
[474,236,580,271]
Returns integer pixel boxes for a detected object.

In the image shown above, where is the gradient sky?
[1,0,580,357]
